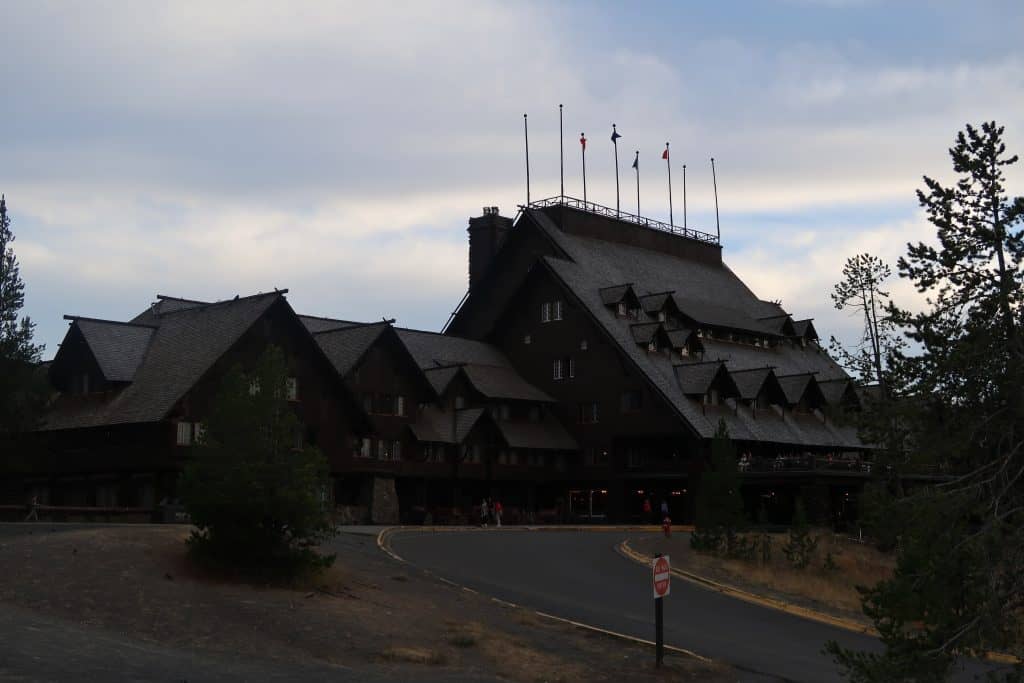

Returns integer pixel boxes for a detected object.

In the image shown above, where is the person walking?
[660,498,669,521]
[494,499,503,527]
[24,495,39,522]
[480,498,489,527]
[642,497,653,524]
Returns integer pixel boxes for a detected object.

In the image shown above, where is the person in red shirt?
[642,497,653,524]
[494,499,503,527]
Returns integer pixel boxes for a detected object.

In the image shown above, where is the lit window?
[616,302,627,317]
[175,422,192,446]
[249,379,260,396]
[553,359,563,380]
[392,440,402,461]
[360,438,372,458]
[541,302,551,323]
[524,334,531,345]
[553,300,563,320]
[396,395,405,417]
[580,340,588,351]
[286,377,298,401]
[193,423,206,444]
[378,440,389,460]
[657,311,666,322]
[568,356,575,379]
[647,340,657,353]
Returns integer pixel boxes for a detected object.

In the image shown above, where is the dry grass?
[380,646,447,665]
[639,531,895,620]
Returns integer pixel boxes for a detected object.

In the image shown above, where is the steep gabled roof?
[673,295,780,337]
[792,319,819,341]
[65,318,155,382]
[776,373,825,407]
[313,322,390,377]
[729,367,775,401]
[422,366,461,395]
[408,406,488,444]
[598,283,637,306]
[630,322,664,344]
[674,361,728,396]
[666,327,696,349]
[638,291,675,314]
[45,292,286,430]
[130,295,206,325]
[758,314,797,337]
[817,377,858,406]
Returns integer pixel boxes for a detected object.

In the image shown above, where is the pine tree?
[0,195,46,437]
[826,122,1024,681]
[829,253,904,399]
[691,420,746,553]
[179,345,334,575]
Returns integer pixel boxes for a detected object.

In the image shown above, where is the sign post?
[652,553,670,667]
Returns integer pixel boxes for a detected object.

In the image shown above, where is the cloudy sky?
[5,0,1023,358]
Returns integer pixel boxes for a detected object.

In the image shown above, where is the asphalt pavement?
[389,529,987,683]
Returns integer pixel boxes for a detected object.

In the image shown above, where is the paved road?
[390,530,985,683]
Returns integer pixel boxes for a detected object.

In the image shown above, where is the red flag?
[662,148,669,160]
[580,135,587,150]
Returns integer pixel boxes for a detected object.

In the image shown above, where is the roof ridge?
[155,294,209,304]
[298,312,364,325]
[156,290,287,317]
[63,315,158,329]
[313,320,389,335]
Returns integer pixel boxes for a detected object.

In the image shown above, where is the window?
[568,356,575,379]
[455,395,466,410]
[293,430,304,450]
[193,422,206,444]
[396,395,405,417]
[499,404,511,421]
[359,437,372,458]
[553,359,563,380]
[647,340,657,353]
[703,389,720,406]
[553,300,563,321]
[587,448,610,466]
[524,334,532,345]
[621,390,642,413]
[616,302,627,318]
[381,394,394,415]
[286,377,298,401]
[75,373,91,394]
[578,402,599,424]
[362,393,373,413]
[580,339,588,351]
[391,441,402,461]
[626,447,643,469]
[541,302,551,323]
[657,311,667,322]
[175,422,193,446]
[249,378,261,396]
[378,440,389,460]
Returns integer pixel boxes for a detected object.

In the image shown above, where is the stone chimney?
[467,206,512,289]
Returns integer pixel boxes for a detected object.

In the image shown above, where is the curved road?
[390,530,982,683]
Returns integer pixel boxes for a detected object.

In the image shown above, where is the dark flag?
[633,150,640,217]
[580,133,588,203]
[662,147,669,160]
[632,154,638,170]
[611,124,621,214]
[580,134,587,150]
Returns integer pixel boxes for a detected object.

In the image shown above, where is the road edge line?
[375,526,716,667]
[617,539,878,637]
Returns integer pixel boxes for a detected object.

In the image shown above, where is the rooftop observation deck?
[522,195,720,246]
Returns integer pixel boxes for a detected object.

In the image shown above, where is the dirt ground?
[634,531,894,625]
[0,526,733,682]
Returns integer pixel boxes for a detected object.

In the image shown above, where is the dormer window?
[616,302,627,318]
[553,300,563,321]
[455,395,466,410]
[657,311,666,322]
[249,378,260,396]
[286,377,298,401]
[647,340,657,353]
[679,346,690,357]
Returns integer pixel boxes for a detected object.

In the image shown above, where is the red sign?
[653,555,671,598]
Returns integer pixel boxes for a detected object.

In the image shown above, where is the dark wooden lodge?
[6,198,877,524]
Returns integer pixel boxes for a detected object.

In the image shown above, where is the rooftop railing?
[523,195,720,245]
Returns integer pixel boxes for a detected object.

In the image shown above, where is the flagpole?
[711,157,720,241]
[612,124,620,216]
[559,104,564,198]
[581,133,587,205]
[683,164,688,233]
[524,114,531,205]
[666,142,673,231]
[634,151,640,217]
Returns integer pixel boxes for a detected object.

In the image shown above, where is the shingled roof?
[461,364,554,402]
[313,322,390,377]
[69,318,156,382]
[729,367,774,401]
[397,328,512,369]
[485,207,861,447]
[45,292,285,430]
